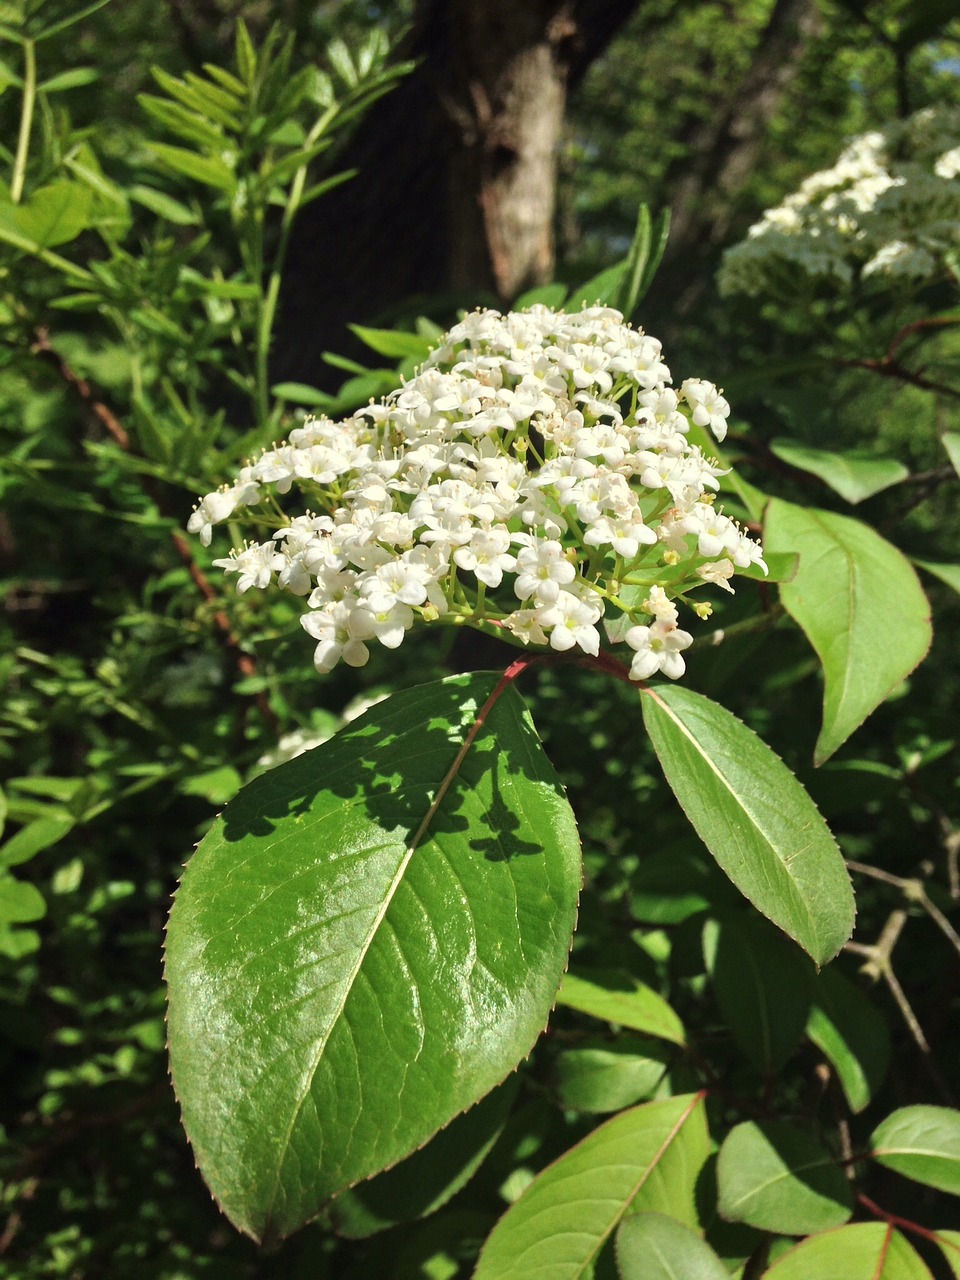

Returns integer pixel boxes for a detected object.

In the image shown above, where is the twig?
[847,859,960,962]
[845,909,956,1104]
[30,328,278,734]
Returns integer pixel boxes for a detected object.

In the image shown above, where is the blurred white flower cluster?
[719,104,960,297]
[190,305,765,682]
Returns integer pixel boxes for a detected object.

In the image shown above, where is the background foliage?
[1,0,959,1276]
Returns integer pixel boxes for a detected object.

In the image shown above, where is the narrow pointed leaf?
[763,1224,934,1279]
[764,499,932,764]
[770,440,908,504]
[870,1106,960,1194]
[616,1213,729,1280]
[641,684,853,964]
[473,1093,708,1280]
[557,969,685,1046]
[165,674,581,1245]
[717,1121,852,1234]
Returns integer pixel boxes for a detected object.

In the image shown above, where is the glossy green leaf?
[717,1121,852,1234]
[914,559,960,596]
[127,184,199,225]
[770,439,909,504]
[165,674,582,1245]
[640,683,854,964]
[557,969,685,1046]
[941,432,960,479]
[616,1213,729,1280]
[553,1039,669,1113]
[704,915,814,1071]
[870,1106,960,1194]
[765,499,932,764]
[806,966,890,1112]
[473,1093,708,1280]
[329,1079,517,1239]
[763,1224,933,1279]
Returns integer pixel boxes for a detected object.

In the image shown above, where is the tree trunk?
[648,0,820,335]
[272,0,641,386]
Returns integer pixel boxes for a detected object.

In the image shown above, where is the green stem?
[11,38,36,205]
[254,103,339,425]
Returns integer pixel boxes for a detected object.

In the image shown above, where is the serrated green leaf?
[616,1213,728,1280]
[763,1224,934,1279]
[473,1094,708,1280]
[717,1121,852,1234]
[165,674,581,1245]
[704,915,814,1071]
[806,966,889,1113]
[765,499,932,764]
[770,439,909,504]
[329,1078,517,1239]
[870,1106,960,1195]
[557,968,685,1046]
[641,683,853,964]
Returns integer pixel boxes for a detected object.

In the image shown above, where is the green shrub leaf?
[806,966,890,1113]
[765,499,932,764]
[473,1093,709,1279]
[763,1224,934,1278]
[616,1213,729,1280]
[165,673,582,1245]
[704,915,814,1071]
[717,1120,852,1234]
[557,969,685,1045]
[640,684,853,964]
[870,1106,960,1195]
[770,439,909,503]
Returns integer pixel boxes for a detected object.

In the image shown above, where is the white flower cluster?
[190,306,765,683]
[719,105,960,297]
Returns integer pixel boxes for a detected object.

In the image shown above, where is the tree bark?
[272,0,641,386]
[648,0,820,335]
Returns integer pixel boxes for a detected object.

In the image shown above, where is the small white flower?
[625,620,693,680]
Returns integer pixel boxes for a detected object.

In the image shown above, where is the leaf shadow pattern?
[218,670,563,863]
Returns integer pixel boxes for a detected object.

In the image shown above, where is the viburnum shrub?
[164,301,872,1247]
[190,304,763,682]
